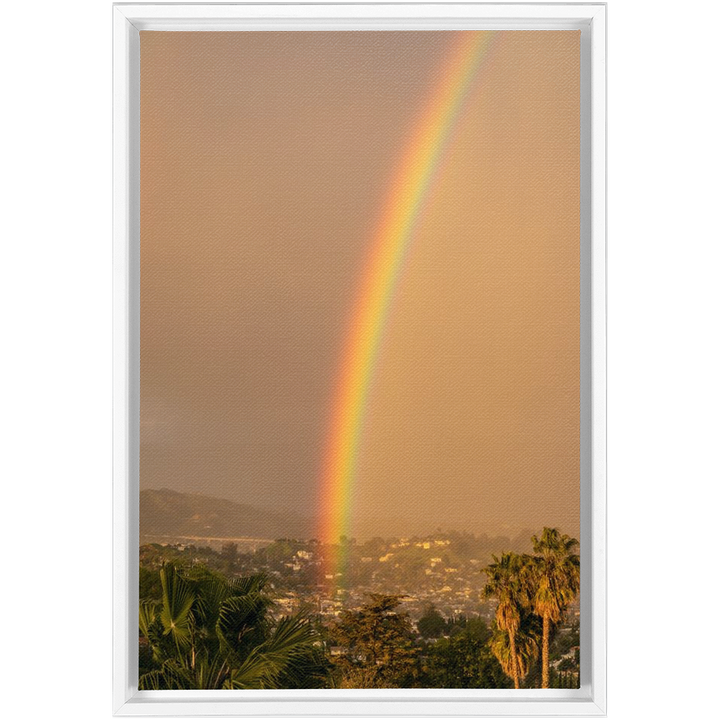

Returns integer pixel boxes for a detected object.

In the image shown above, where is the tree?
[481,552,532,688]
[489,609,540,687]
[329,594,420,688]
[139,565,162,602]
[139,563,328,689]
[529,528,580,688]
[220,542,239,562]
[421,617,510,688]
[417,604,448,639]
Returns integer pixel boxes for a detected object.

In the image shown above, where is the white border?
[113,3,606,715]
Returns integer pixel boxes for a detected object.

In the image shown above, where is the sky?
[139,31,580,541]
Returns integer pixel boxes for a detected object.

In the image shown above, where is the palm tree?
[489,611,540,687]
[139,563,327,689]
[529,528,580,688]
[482,552,532,688]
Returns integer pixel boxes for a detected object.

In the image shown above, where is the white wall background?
[2,1,717,717]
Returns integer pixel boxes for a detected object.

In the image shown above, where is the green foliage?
[139,566,162,602]
[489,610,541,684]
[256,539,304,564]
[138,562,329,689]
[220,542,238,562]
[329,594,420,688]
[417,604,448,639]
[481,551,533,687]
[137,525,580,690]
[480,528,580,689]
[529,528,580,688]
[420,618,509,688]
[530,528,580,624]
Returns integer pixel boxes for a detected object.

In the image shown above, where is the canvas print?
[138,30,581,691]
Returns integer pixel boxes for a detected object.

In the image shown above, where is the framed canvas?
[113,2,606,715]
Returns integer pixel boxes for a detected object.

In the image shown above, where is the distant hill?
[140,488,313,544]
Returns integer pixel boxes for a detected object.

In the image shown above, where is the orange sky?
[140,31,580,540]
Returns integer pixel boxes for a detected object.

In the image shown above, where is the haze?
[140,31,580,540]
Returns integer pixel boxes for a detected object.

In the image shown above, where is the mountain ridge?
[140,488,314,543]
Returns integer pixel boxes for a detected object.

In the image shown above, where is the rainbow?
[317,31,498,579]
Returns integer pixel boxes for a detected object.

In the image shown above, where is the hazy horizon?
[140,31,580,542]
[141,486,579,543]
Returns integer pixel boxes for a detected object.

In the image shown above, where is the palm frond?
[490,622,539,682]
[217,592,272,654]
[139,600,159,640]
[159,565,196,648]
[187,570,231,635]
[227,573,269,597]
[139,658,196,690]
[223,615,318,689]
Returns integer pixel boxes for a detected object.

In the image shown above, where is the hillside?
[140,488,313,544]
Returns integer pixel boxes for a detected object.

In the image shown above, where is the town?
[140,530,579,629]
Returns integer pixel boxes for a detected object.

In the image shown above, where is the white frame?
[113,3,606,715]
